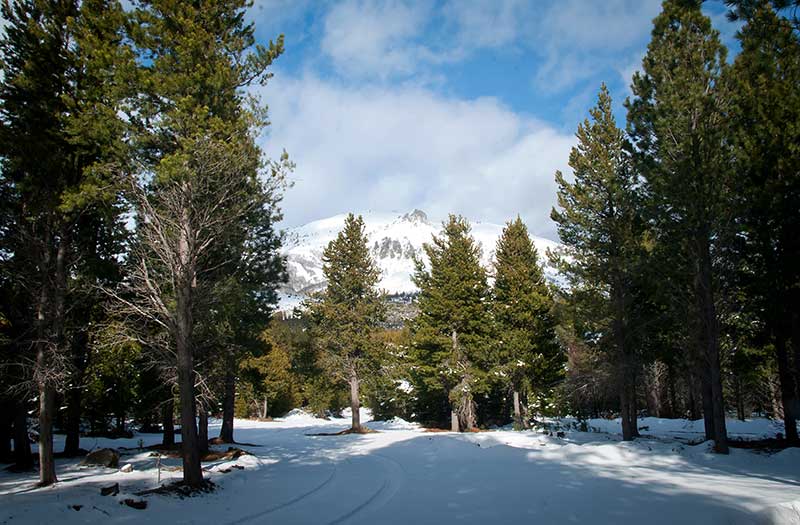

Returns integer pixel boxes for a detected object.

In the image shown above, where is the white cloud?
[442,0,528,49]
[531,0,662,92]
[258,73,574,240]
[321,0,434,78]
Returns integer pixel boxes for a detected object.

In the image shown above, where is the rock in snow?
[81,448,119,468]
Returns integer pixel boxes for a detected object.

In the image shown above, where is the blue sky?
[249,1,741,239]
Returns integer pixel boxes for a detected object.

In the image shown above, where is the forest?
[0,0,798,513]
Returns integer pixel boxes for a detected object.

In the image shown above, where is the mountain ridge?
[278,209,561,310]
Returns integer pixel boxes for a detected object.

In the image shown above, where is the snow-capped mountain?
[278,209,561,310]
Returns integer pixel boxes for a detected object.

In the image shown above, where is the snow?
[2,414,799,524]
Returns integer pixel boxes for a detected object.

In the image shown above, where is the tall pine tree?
[308,214,385,432]
[552,85,644,440]
[492,217,562,429]
[727,1,800,444]
[626,0,731,453]
[411,215,490,431]
[0,0,132,484]
[115,0,285,486]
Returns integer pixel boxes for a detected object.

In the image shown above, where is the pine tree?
[626,0,731,453]
[308,214,385,432]
[727,2,800,444]
[0,0,132,484]
[113,0,285,486]
[411,215,491,431]
[552,84,644,440]
[492,217,562,429]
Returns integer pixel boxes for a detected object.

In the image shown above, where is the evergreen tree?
[112,0,285,486]
[0,0,132,484]
[626,0,732,453]
[492,217,562,429]
[727,2,800,443]
[308,214,385,432]
[552,84,644,440]
[411,215,490,431]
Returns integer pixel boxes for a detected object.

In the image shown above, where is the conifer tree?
[492,217,562,429]
[0,0,132,484]
[727,2,800,444]
[112,0,285,486]
[552,85,644,440]
[626,0,732,453]
[308,214,385,432]
[411,215,490,431]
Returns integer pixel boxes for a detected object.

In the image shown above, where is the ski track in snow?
[225,459,339,525]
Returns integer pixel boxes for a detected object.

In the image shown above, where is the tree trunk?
[63,385,81,456]
[349,372,361,431]
[219,365,235,443]
[198,406,209,455]
[512,390,522,430]
[612,276,635,441]
[162,398,175,447]
[176,324,202,486]
[735,375,746,422]
[13,400,32,469]
[697,236,728,453]
[37,383,57,485]
[450,410,459,432]
[176,206,203,487]
[35,273,57,485]
[667,363,677,419]
[699,357,715,440]
[461,394,476,431]
[620,375,634,441]
[262,397,268,419]
[774,330,798,443]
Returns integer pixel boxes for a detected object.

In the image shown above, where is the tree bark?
[612,275,635,441]
[176,316,202,486]
[37,383,57,485]
[349,372,361,431]
[512,390,522,430]
[450,410,459,432]
[697,236,728,453]
[620,375,633,441]
[219,365,235,443]
[176,205,203,487]
[162,398,175,447]
[735,375,746,422]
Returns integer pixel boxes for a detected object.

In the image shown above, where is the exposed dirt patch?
[306,426,378,436]
[201,447,252,462]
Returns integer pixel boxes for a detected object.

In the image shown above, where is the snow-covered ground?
[2,412,799,524]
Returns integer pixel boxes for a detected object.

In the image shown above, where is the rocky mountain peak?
[401,209,429,224]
